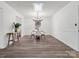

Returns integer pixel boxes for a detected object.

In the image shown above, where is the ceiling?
[6,1,70,18]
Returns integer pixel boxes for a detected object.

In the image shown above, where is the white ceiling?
[6,1,70,18]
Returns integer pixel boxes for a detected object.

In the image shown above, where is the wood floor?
[0,35,78,58]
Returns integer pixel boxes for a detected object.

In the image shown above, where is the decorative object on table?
[13,22,21,42]
[13,22,21,32]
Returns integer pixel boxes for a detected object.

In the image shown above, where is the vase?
[15,28,18,32]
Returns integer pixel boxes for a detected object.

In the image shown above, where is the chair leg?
[31,34,35,39]
[41,34,45,40]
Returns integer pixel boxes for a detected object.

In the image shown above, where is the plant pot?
[15,28,18,32]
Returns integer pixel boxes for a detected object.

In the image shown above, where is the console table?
[6,32,21,47]
[7,32,15,47]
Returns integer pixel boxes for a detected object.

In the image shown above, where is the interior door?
[0,8,3,37]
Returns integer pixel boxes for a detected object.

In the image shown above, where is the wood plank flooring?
[0,35,78,58]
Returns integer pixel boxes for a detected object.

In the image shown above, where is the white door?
[0,8,3,37]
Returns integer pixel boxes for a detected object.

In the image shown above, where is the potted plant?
[14,23,21,32]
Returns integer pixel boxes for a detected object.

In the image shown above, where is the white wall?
[52,1,79,51]
[0,2,23,49]
[23,16,52,35]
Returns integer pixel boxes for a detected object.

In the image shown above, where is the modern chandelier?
[33,3,44,20]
